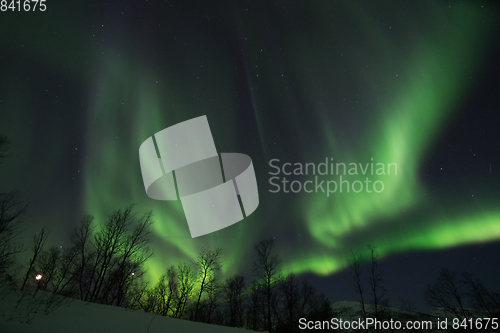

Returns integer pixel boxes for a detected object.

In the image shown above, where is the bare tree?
[194,247,223,321]
[174,262,196,318]
[350,249,367,321]
[277,273,300,333]
[148,265,178,316]
[49,245,78,296]
[165,265,178,314]
[307,292,333,324]
[426,268,468,319]
[154,272,170,315]
[134,281,155,313]
[367,245,387,320]
[203,271,222,324]
[247,279,263,331]
[36,246,60,292]
[70,214,94,300]
[254,238,282,333]
[277,273,329,333]
[223,274,246,327]
[462,272,500,317]
[106,210,153,306]
[88,206,134,302]
[63,206,154,306]
[21,227,48,290]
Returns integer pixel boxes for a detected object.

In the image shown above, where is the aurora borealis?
[1,1,499,309]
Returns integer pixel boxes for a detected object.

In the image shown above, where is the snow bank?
[0,287,254,333]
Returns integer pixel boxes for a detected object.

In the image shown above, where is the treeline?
[0,191,331,332]
[0,133,332,332]
[1,205,331,332]
[133,238,332,333]
[0,136,153,308]
[2,205,153,307]
[350,245,500,331]
[426,268,500,320]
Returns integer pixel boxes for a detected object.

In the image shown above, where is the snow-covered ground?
[0,286,255,333]
[3,286,493,333]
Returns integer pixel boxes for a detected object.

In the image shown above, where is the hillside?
[0,287,256,333]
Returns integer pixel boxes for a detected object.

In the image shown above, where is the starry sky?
[1,0,499,311]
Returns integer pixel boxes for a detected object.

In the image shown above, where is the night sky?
[1,0,499,312]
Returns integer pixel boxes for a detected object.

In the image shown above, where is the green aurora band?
[79,3,499,282]
[296,4,499,274]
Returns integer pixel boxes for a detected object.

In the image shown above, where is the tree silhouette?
[194,247,222,321]
[174,262,196,318]
[70,214,94,300]
[275,273,332,333]
[426,268,468,319]
[21,226,48,291]
[222,274,245,327]
[350,249,367,321]
[462,272,500,317]
[367,244,388,320]
[253,238,282,333]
